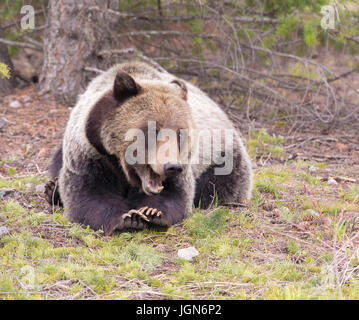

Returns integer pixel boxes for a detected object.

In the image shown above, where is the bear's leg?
[48,146,63,178]
[45,146,63,207]
[125,185,188,230]
[44,178,62,207]
[59,168,153,235]
[194,144,252,209]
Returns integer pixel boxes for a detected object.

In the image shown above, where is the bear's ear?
[113,71,141,101]
[171,79,187,101]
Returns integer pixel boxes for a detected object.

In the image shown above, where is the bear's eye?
[177,129,187,142]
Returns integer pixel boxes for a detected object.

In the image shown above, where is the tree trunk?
[0,18,18,94]
[39,0,120,105]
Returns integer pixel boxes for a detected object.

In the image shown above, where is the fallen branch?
[119,30,219,39]
[320,176,357,184]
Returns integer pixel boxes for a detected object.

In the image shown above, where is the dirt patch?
[30,224,85,248]
[0,86,70,175]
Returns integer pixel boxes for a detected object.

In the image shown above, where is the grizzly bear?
[45,61,253,235]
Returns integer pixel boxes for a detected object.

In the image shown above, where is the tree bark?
[0,17,18,94]
[39,0,120,105]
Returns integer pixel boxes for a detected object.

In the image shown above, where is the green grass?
[248,128,285,159]
[0,174,46,190]
[0,160,358,300]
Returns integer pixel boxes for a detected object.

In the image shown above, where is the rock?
[252,162,258,169]
[9,100,22,108]
[0,226,10,238]
[22,95,32,103]
[309,165,318,173]
[0,118,7,130]
[178,246,199,261]
[0,117,14,131]
[0,188,14,198]
[49,109,57,114]
[35,184,46,194]
[328,178,338,185]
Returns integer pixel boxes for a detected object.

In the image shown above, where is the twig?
[23,36,43,48]
[0,38,42,51]
[119,30,219,39]
[83,67,104,74]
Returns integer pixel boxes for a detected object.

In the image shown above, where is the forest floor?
[0,86,359,299]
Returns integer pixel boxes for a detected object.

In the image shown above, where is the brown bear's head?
[86,70,194,195]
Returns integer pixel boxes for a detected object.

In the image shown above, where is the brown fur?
[46,61,253,234]
[100,81,193,188]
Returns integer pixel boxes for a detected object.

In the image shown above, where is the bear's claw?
[122,206,162,222]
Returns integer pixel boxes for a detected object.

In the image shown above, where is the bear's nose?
[164,162,183,176]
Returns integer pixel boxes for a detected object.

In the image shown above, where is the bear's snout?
[164,162,183,176]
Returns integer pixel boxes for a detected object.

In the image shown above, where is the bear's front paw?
[122,206,163,222]
[44,178,62,207]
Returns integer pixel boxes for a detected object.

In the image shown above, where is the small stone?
[35,184,46,194]
[0,226,10,238]
[0,118,7,130]
[252,162,258,169]
[0,188,13,198]
[9,100,22,108]
[309,165,318,173]
[22,96,32,103]
[178,246,199,261]
[49,109,57,114]
[328,178,338,185]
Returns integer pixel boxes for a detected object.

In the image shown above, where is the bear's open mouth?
[142,165,164,195]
